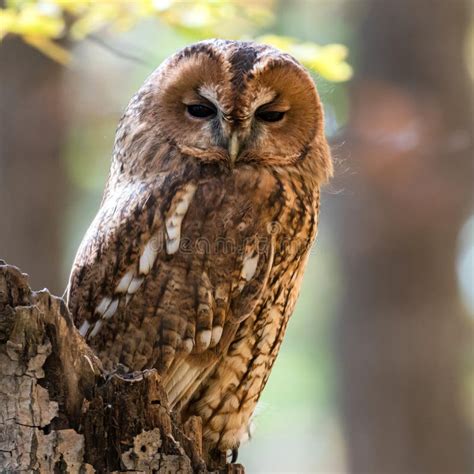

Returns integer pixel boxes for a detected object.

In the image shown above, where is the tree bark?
[0,261,243,473]
[335,0,473,472]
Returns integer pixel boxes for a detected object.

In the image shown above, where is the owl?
[67,39,332,458]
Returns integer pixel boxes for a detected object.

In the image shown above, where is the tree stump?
[0,261,244,473]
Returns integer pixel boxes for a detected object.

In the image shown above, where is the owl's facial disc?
[115,41,331,182]
[146,43,326,169]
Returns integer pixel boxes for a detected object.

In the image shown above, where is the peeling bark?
[0,261,244,473]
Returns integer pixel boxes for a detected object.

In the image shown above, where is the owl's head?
[116,40,332,183]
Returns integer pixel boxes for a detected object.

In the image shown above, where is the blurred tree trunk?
[336,0,473,472]
[0,38,67,294]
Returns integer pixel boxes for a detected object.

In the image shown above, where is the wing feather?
[67,169,277,396]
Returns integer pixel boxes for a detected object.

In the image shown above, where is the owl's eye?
[186,104,216,119]
[256,110,286,123]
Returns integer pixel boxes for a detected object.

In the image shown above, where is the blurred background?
[0,0,473,472]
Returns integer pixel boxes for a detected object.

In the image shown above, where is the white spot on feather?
[165,183,197,255]
[183,338,194,354]
[79,320,91,337]
[166,239,178,254]
[103,298,119,319]
[175,199,190,215]
[197,329,212,350]
[89,320,103,338]
[166,223,180,241]
[210,326,223,346]
[241,252,259,281]
[128,276,144,294]
[139,237,159,274]
[115,270,134,293]
[96,296,112,315]
[83,354,96,374]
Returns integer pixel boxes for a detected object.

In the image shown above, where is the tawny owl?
[67,39,332,456]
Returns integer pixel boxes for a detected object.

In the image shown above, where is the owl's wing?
[67,175,275,393]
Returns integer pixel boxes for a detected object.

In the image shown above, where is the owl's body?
[67,40,331,452]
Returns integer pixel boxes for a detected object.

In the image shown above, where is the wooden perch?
[0,261,243,473]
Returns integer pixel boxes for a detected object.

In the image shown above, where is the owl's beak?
[228,133,240,163]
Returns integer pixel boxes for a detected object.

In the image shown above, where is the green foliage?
[0,0,351,81]
[258,34,352,82]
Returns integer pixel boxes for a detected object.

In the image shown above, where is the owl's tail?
[163,359,217,409]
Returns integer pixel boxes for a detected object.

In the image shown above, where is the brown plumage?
[67,39,332,453]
